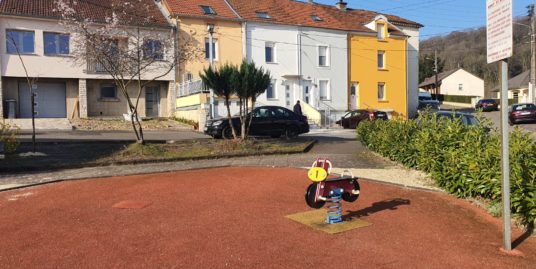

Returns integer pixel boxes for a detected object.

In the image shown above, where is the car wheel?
[509,119,514,126]
[305,183,325,209]
[284,126,299,139]
[222,126,234,139]
[342,180,360,203]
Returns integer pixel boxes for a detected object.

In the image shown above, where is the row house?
[0,0,176,120]
[167,0,422,127]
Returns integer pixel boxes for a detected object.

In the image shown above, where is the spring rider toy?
[305,158,361,224]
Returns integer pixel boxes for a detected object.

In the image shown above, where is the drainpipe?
[208,24,215,119]
[242,22,247,60]
[297,28,302,102]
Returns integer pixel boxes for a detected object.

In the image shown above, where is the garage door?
[19,82,67,118]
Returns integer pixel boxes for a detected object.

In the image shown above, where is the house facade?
[349,16,408,118]
[0,0,175,120]
[492,70,531,103]
[162,0,243,127]
[420,68,485,107]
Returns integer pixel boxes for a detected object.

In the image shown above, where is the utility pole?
[208,24,215,119]
[529,2,535,103]
[434,49,439,100]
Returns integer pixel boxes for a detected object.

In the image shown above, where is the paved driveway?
[17,129,207,142]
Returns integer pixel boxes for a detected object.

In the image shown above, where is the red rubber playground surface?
[0,167,534,268]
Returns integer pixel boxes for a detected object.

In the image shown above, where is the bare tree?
[6,33,38,152]
[55,0,201,143]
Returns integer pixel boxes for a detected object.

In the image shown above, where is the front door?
[145,86,160,117]
[350,83,359,110]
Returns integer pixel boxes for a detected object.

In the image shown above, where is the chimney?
[336,1,347,11]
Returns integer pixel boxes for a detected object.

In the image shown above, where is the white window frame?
[204,38,218,61]
[377,51,385,69]
[265,42,276,63]
[6,29,35,54]
[377,23,385,40]
[318,79,330,101]
[378,83,386,101]
[267,79,277,100]
[43,32,70,56]
[317,45,330,67]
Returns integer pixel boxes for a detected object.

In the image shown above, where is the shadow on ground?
[343,198,411,220]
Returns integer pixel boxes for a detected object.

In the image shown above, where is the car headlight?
[212,120,223,126]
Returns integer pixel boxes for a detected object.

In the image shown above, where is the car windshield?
[464,115,479,126]
[512,104,536,111]
[343,112,352,118]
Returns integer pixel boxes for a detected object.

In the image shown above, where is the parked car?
[336,109,388,129]
[417,100,441,114]
[475,99,499,112]
[418,92,433,101]
[509,103,536,125]
[434,111,479,126]
[204,106,309,139]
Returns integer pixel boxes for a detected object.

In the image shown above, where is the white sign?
[487,0,513,63]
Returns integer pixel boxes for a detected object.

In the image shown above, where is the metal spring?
[325,188,343,224]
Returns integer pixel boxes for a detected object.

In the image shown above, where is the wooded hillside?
[420,17,532,96]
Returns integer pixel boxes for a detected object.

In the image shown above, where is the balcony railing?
[179,78,208,97]
[86,59,116,74]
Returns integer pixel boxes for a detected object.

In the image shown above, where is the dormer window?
[377,23,385,40]
[311,15,322,22]
[200,5,216,15]
[256,11,271,19]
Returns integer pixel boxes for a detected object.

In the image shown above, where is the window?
[6,30,35,54]
[377,51,385,69]
[319,80,329,100]
[311,15,322,22]
[44,32,69,55]
[256,11,271,19]
[253,107,270,118]
[100,84,117,99]
[265,42,275,63]
[204,38,217,60]
[458,83,463,91]
[318,46,328,67]
[143,39,164,60]
[378,83,386,101]
[272,108,291,118]
[267,80,277,99]
[377,23,385,40]
[200,5,216,15]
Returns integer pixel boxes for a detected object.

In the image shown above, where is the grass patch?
[1,138,315,172]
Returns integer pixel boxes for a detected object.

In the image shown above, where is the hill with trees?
[420,16,532,97]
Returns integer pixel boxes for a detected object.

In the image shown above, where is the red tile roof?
[162,0,240,20]
[0,0,170,28]
[226,0,422,32]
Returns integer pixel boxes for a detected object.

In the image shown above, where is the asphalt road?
[440,105,536,137]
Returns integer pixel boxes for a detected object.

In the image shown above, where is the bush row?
[356,113,536,228]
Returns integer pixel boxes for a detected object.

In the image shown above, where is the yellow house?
[349,17,408,119]
[161,0,243,126]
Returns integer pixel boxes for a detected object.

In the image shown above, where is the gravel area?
[70,118,193,131]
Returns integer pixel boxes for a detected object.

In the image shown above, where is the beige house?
[0,0,175,120]
[419,68,485,107]
[492,70,532,103]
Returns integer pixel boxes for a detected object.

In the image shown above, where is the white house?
[419,68,485,106]
[0,0,175,120]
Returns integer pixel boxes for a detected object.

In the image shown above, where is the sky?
[316,0,534,40]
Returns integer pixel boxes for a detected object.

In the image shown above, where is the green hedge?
[357,113,536,228]
[431,94,474,104]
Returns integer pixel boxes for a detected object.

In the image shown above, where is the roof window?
[200,5,216,15]
[311,15,322,22]
[256,11,271,19]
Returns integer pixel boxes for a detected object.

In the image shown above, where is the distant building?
[419,68,485,107]
[491,70,531,104]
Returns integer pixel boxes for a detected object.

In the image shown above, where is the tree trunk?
[225,97,237,139]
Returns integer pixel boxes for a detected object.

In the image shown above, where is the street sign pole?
[500,59,511,251]
[487,0,513,251]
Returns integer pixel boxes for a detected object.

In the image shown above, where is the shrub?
[1,121,20,154]
[357,112,536,228]
[173,117,199,130]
